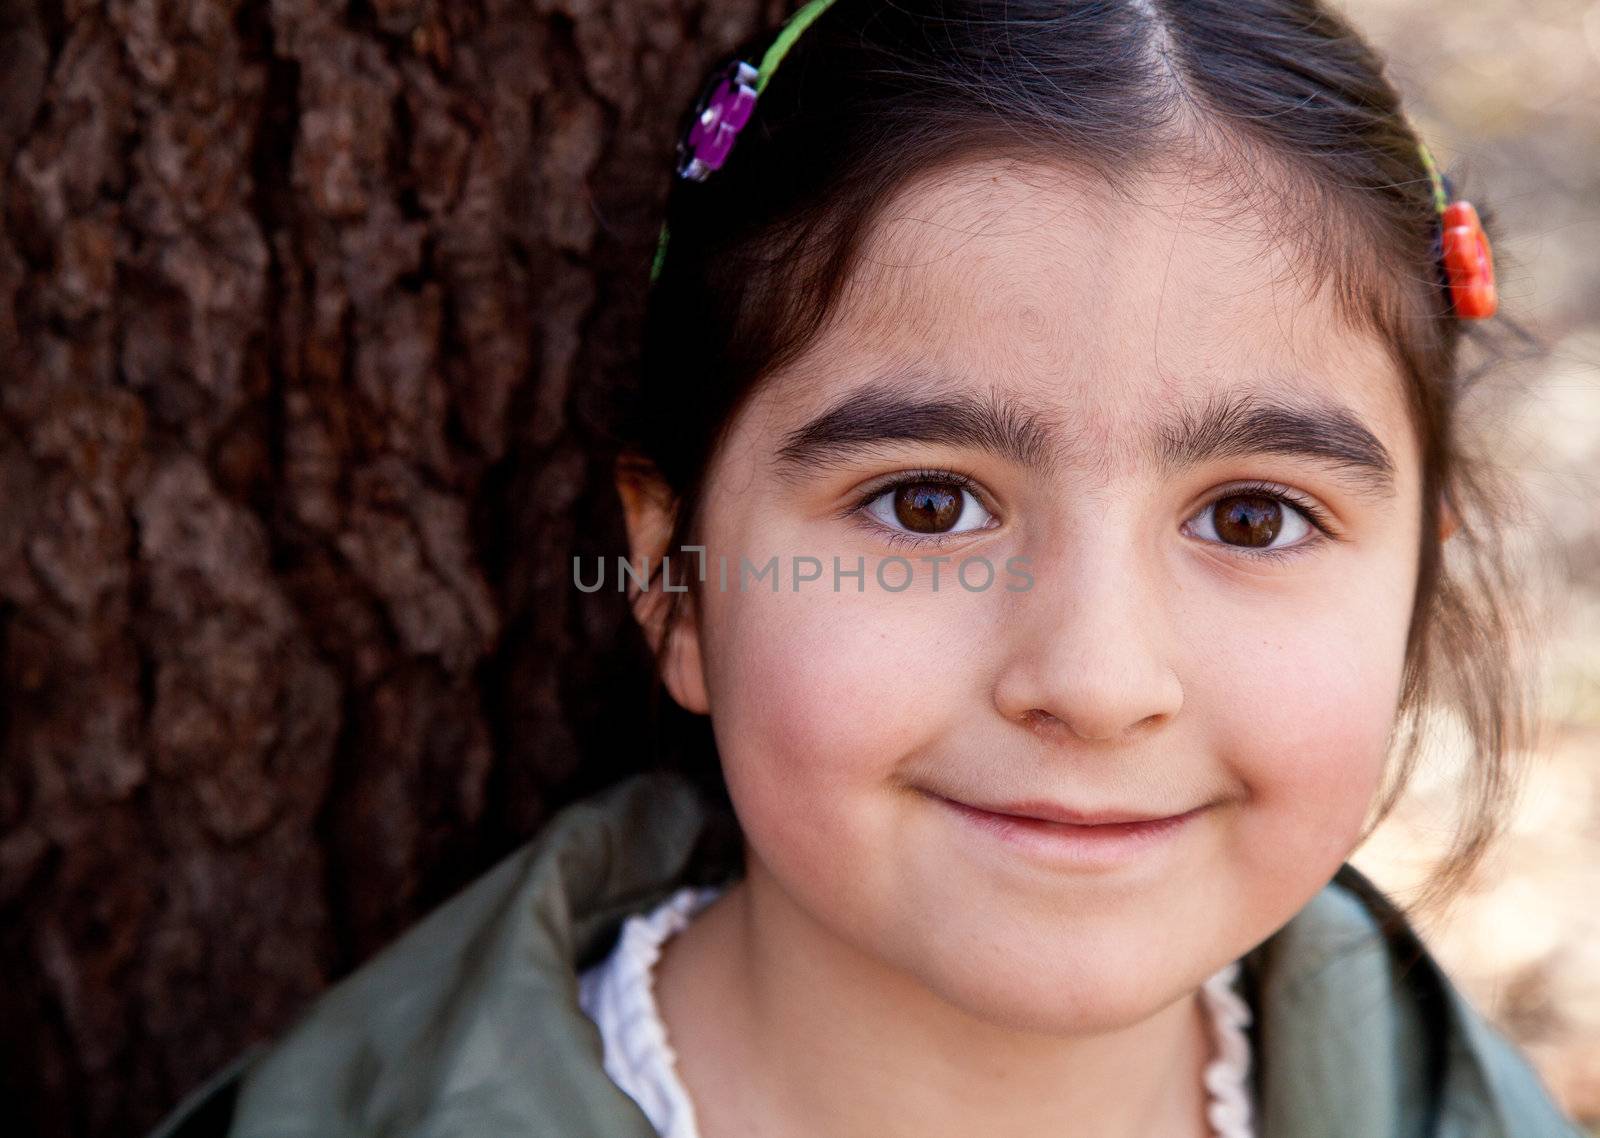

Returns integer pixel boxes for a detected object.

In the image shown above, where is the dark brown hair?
[610,0,1539,921]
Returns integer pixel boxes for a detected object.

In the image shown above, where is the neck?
[653,854,1218,1138]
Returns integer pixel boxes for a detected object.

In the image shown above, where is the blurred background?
[0,0,1593,1134]
[1339,0,1600,1131]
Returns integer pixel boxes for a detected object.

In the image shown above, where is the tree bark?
[0,1,773,1133]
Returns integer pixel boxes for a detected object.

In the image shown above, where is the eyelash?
[842,467,994,551]
[843,469,1339,561]
[1196,479,1339,564]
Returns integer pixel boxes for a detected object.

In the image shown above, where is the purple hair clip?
[676,60,760,182]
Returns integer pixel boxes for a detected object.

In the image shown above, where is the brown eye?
[1185,487,1318,557]
[862,476,995,540]
[1212,495,1283,548]
[894,482,963,532]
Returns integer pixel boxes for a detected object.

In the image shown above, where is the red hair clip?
[1440,200,1497,319]
[1418,142,1497,320]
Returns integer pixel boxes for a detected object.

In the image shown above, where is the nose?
[992,538,1184,744]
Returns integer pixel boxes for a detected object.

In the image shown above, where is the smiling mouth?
[923,790,1210,868]
[942,797,1198,827]
[921,788,1202,827]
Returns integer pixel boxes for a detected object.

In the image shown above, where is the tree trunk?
[0,1,773,1133]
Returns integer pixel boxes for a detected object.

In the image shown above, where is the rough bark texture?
[0,1,776,1133]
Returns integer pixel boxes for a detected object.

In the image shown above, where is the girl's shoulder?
[1245,862,1585,1136]
[144,769,713,1138]
[145,773,1584,1138]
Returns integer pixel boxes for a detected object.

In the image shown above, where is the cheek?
[703,586,959,758]
[1187,570,1414,892]
[698,582,985,874]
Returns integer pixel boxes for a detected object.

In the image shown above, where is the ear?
[1437,492,1461,542]
[614,454,711,715]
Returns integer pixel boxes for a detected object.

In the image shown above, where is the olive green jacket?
[148,770,1586,1138]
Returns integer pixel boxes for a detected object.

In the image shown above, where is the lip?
[959,798,1190,826]
[928,792,1208,871]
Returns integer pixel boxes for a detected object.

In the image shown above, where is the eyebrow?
[1155,388,1397,496]
[772,377,1398,497]
[774,383,1059,474]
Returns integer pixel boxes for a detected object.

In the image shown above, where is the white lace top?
[577,884,1256,1138]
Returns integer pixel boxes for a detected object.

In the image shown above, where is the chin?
[942,975,1179,1038]
[914,938,1192,1038]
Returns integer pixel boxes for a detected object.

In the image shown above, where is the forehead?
[754,157,1416,475]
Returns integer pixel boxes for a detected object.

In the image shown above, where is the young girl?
[150,1,1585,1136]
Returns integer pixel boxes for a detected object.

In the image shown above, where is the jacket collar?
[170,769,1577,1138]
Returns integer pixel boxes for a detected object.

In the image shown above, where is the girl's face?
[640,158,1424,1034]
